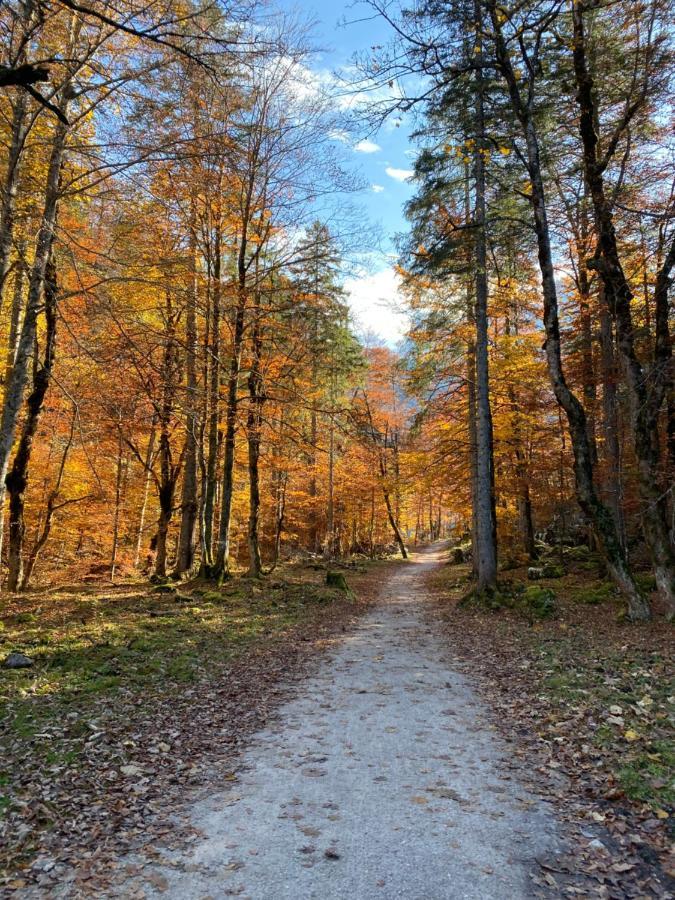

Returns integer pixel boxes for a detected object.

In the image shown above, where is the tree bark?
[200,227,221,573]
[488,3,650,620]
[246,300,264,576]
[4,247,57,591]
[571,4,673,616]
[174,218,199,576]
[471,0,498,591]
[0,99,69,570]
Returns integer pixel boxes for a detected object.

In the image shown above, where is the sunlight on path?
[115,547,562,899]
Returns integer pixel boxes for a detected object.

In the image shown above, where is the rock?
[152,583,176,594]
[4,652,34,669]
[588,839,607,853]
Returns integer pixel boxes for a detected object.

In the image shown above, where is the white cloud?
[354,139,381,154]
[371,184,384,193]
[385,166,414,182]
[344,267,409,345]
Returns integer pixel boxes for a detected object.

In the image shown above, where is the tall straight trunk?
[21,409,76,591]
[201,229,221,572]
[4,247,57,591]
[271,467,287,569]
[0,2,33,310]
[4,243,26,383]
[134,421,156,568]
[489,5,650,620]
[308,301,320,553]
[577,252,598,464]
[110,423,126,581]
[465,259,480,570]
[154,292,180,580]
[0,90,69,569]
[599,299,625,547]
[472,0,498,590]
[571,4,673,616]
[378,445,408,559]
[246,302,264,576]
[324,414,336,558]
[174,221,199,576]
[213,249,247,580]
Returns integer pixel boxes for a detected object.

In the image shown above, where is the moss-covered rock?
[542,564,565,579]
[519,585,556,619]
[326,571,351,593]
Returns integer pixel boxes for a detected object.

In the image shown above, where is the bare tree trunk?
[599,299,625,547]
[134,421,156,568]
[174,221,199,576]
[572,5,673,616]
[0,81,33,307]
[380,456,408,559]
[0,86,69,570]
[471,0,498,590]
[110,421,126,581]
[201,229,221,573]
[489,4,650,620]
[246,303,264,577]
[21,409,77,591]
[4,247,57,591]
[213,287,245,580]
[4,244,26,383]
[324,414,336,558]
[154,292,180,580]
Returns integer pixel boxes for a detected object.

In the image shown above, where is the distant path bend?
[119,544,562,899]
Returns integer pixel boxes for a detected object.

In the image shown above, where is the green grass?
[618,740,675,809]
[0,571,354,791]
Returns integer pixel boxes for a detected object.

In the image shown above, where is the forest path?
[119,545,563,899]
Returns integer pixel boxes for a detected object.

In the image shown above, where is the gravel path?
[121,546,563,899]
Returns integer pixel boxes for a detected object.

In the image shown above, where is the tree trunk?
[571,4,673,617]
[110,422,126,581]
[0,102,69,569]
[0,60,31,307]
[154,291,180,580]
[246,303,264,577]
[324,414,336,558]
[174,220,199,576]
[4,247,57,591]
[201,229,221,573]
[21,410,76,591]
[4,244,26,384]
[599,298,625,547]
[471,0,498,591]
[134,421,156,568]
[489,5,650,620]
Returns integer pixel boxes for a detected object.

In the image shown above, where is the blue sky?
[288,0,416,342]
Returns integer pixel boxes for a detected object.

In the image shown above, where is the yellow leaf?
[624,729,640,742]
[655,809,669,820]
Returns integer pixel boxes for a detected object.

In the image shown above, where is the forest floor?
[0,556,389,893]
[0,545,672,898]
[428,557,674,898]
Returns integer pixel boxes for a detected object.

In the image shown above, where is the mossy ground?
[431,557,674,818]
[0,559,388,835]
